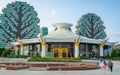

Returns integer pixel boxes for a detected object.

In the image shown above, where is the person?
[103,61,107,69]
[107,59,113,72]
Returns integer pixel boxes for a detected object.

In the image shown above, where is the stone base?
[0,62,99,70]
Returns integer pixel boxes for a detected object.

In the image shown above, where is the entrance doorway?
[52,48,68,58]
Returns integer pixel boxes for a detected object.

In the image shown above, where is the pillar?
[74,42,80,58]
[85,43,89,57]
[14,46,18,55]
[37,44,40,53]
[20,43,24,55]
[109,47,112,56]
[41,42,46,57]
[25,44,29,56]
[99,43,104,56]
[34,43,37,56]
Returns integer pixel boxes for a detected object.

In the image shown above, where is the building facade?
[40,27,48,36]
[10,23,114,58]
[0,41,7,48]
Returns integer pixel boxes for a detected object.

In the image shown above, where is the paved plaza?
[0,61,120,75]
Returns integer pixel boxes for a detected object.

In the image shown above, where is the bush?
[19,55,28,58]
[111,49,117,57]
[112,56,120,60]
[9,55,19,58]
[2,49,27,58]
[0,48,5,57]
[9,55,28,58]
[28,56,81,62]
[111,48,120,57]
[95,56,120,60]
[95,56,112,59]
[79,56,89,59]
[2,50,11,57]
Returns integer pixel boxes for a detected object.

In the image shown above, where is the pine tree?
[75,13,107,39]
[0,1,40,46]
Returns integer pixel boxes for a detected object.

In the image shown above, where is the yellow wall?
[52,48,68,58]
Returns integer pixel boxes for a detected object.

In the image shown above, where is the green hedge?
[2,50,11,57]
[79,56,89,59]
[0,48,5,57]
[28,56,81,62]
[95,56,120,60]
[8,55,28,58]
[112,57,120,60]
[111,48,120,57]
[95,56,112,59]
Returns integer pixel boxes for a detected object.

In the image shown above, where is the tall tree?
[75,13,107,39]
[0,1,40,44]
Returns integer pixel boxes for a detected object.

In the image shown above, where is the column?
[25,44,29,56]
[109,47,112,56]
[14,46,18,55]
[34,43,37,56]
[28,45,31,57]
[99,43,104,56]
[41,42,46,57]
[37,44,40,53]
[20,43,24,55]
[74,42,80,58]
[85,43,88,57]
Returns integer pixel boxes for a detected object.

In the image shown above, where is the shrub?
[28,56,81,62]
[2,50,11,57]
[79,56,89,59]
[112,56,120,60]
[0,48,5,57]
[19,55,28,58]
[95,56,112,59]
[111,48,120,57]
[9,55,28,58]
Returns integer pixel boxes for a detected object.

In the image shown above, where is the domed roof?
[53,23,72,28]
[44,23,79,39]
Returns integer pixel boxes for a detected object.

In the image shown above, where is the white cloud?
[115,32,120,36]
[107,32,120,43]
[108,32,120,37]
[50,9,57,17]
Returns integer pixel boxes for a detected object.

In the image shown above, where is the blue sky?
[0,0,120,43]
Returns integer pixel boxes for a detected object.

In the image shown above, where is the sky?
[0,0,120,44]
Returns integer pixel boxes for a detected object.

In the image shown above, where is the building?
[40,27,48,36]
[0,41,7,48]
[10,23,115,58]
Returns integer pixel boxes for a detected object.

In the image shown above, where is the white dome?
[53,23,72,28]
[44,23,78,39]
